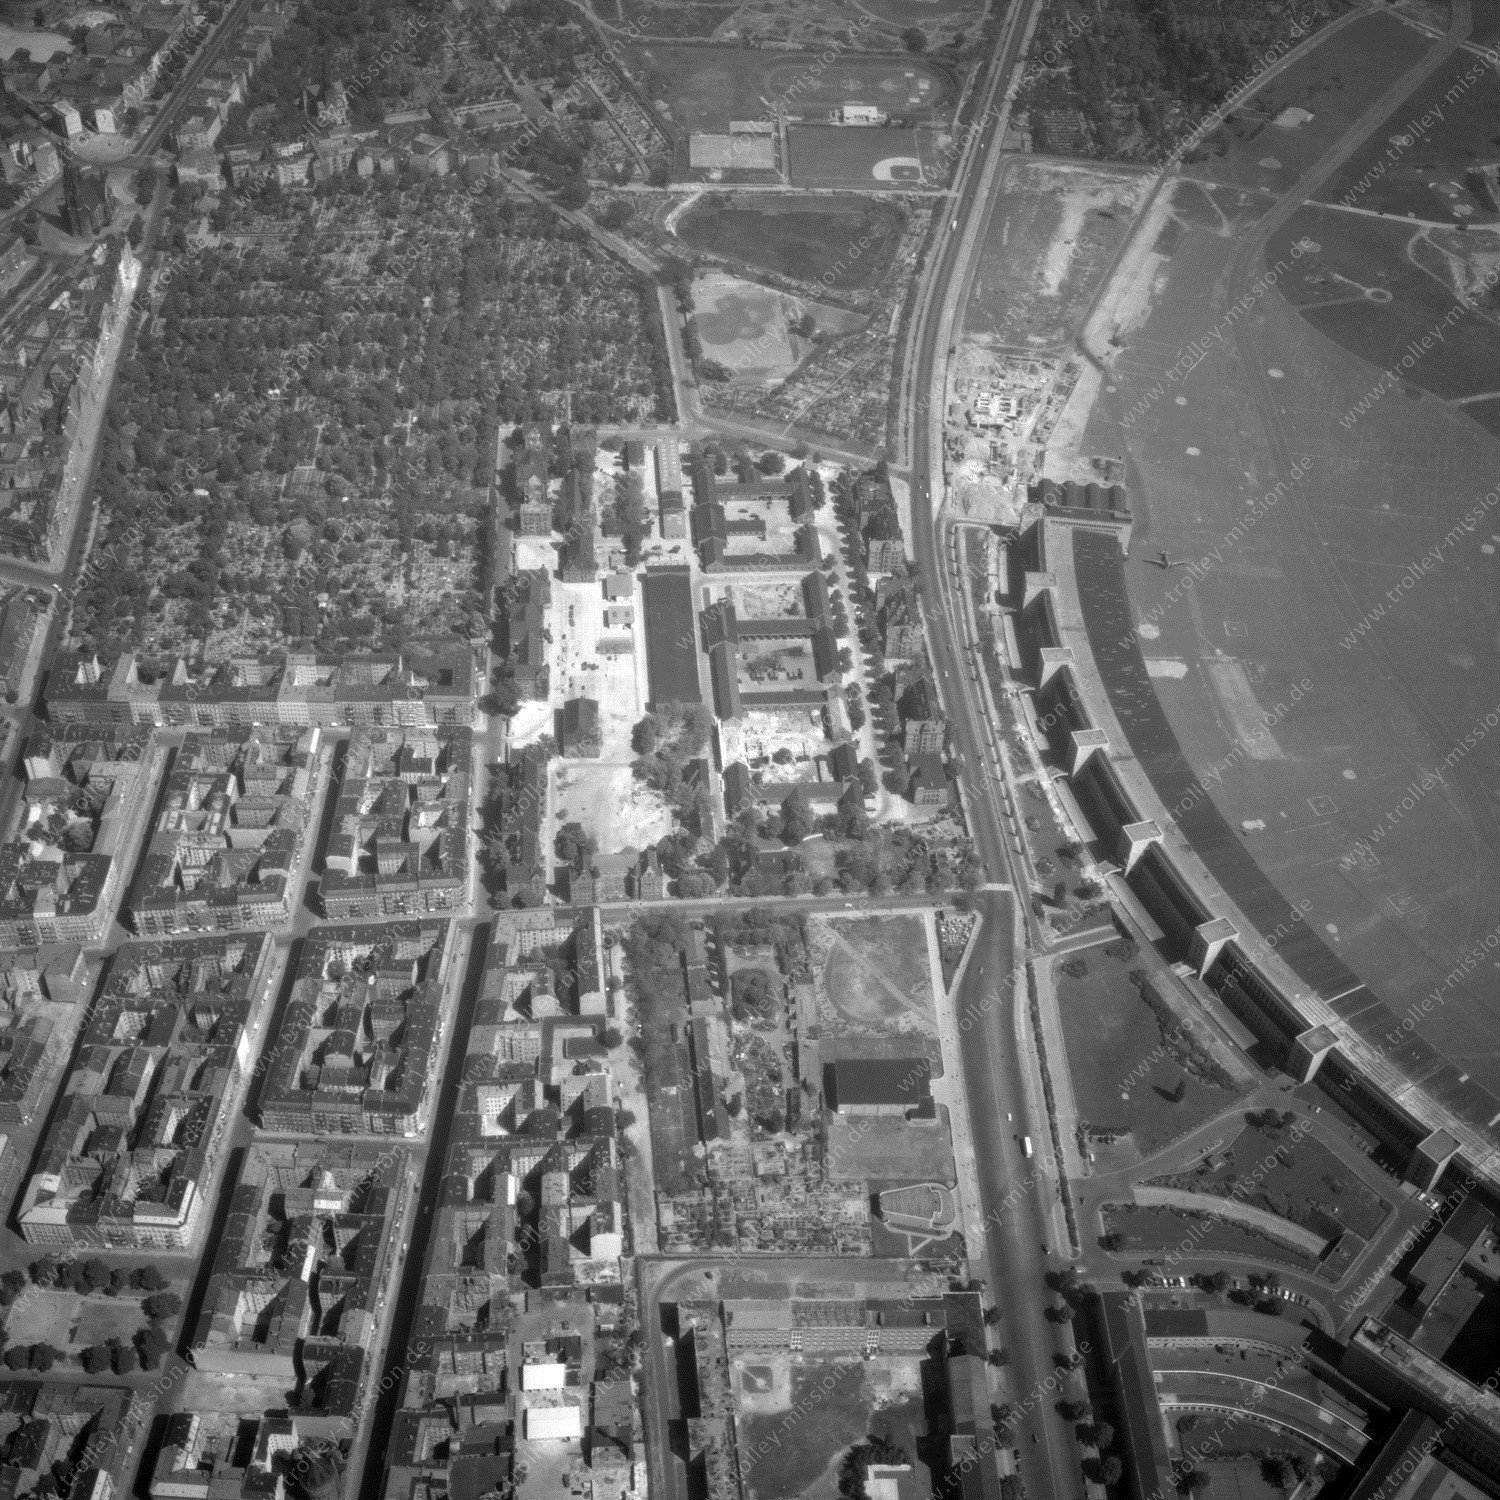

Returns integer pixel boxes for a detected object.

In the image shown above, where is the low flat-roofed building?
[824,1058,931,1116]
[523,1404,581,1441]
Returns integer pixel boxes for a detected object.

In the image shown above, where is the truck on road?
[1022,1136,1033,1158]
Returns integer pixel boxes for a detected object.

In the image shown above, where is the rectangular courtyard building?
[129,726,323,935]
[259,920,454,1136]
[17,932,274,1247]
[318,726,472,920]
[189,1140,407,1423]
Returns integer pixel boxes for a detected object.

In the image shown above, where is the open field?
[736,1358,933,1500]
[677,195,907,291]
[965,159,1148,350]
[828,1108,955,1183]
[1075,111,1500,1095]
[631,44,953,131]
[861,0,978,21]
[816,912,936,1031]
[1149,1118,1391,1242]
[1054,949,1246,1154]
[1186,10,1430,194]
[1475,0,1500,41]
[1101,1205,1320,1273]
[1319,46,1500,224]
[599,0,975,47]
[1268,207,1500,410]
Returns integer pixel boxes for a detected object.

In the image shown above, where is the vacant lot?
[1055,949,1246,1153]
[737,1359,933,1500]
[964,158,1148,351]
[817,913,936,1032]
[1150,1119,1391,1241]
[677,196,906,290]
[4,1291,149,1352]
[827,1107,956,1184]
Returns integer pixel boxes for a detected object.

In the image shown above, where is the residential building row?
[0,724,161,946]
[0,0,206,149]
[46,643,476,727]
[318,726,472,921]
[701,567,843,724]
[0,239,140,565]
[180,85,516,196]
[690,463,821,572]
[130,726,323,935]
[257,919,454,1137]
[187,1139,406,1424]
[0,1382,147,1500]
[17,930,275,1247]
[377,914,641,1500]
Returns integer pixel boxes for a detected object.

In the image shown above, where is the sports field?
[692,273,799,382]
[675,194,905,290]
[788,126,939,188]
[631,44,953,132]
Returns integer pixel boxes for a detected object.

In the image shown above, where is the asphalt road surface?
[901,0,1086,1493]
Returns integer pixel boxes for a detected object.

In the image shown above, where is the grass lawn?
[4,1291,152,1352]
[1103,1205,1319,1273]
[1054,948,1247,1153]
[738,1361,933,1500]
[1149,1119,1391,1241]
[676,196,906,291]
[3,1290,80,1349]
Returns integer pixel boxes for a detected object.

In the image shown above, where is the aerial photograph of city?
[2,0,1500,1498]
